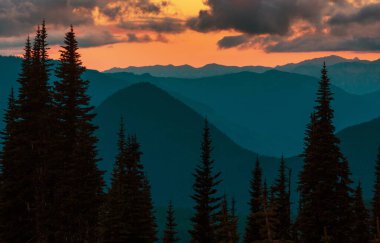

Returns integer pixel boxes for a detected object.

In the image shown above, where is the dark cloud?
[119,17,185,33]
[329,3,380,25]
[267,34,380,52]
[126,33,152,43]
[0,0,180,48]
[0,28,122,49]
[217,35,249,49]
[100,0,163,19]
[189,0,380,52]
[76,30,122,47]
[187,0,327,35]
[0,0,94,36]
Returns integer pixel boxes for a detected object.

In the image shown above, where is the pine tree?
[297,63,354,243]
[0,88,16,170]
[0,37,35,243]
[140,177,158,242]
[258,181,277,242]
[123,135,157,242]
[0,89,19,241]
[102,118,128,242]
[229,198,240,243]
[373,147,380,239]
[0,22,56,242]
[217,195,231,242]
[244,157,263,243]
[352,183,370,243]
[271,155,291,241]
[53,25,104,242]
[190,119,222,243]
[163,201,179,243]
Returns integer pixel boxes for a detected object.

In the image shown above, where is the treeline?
[0,22,380,243]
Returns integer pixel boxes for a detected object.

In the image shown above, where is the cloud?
[0,0,94,37]
[0,0,177,48]
[0,28,122,49]
[329,3,380,25]
[126,33,152,43]
[189,0,380,52]
[187,0,328,35]
[119,17,185,33]
[217,35,250,49]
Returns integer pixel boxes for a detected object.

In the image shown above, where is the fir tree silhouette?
[190,119,221,243]
[271,155,291,241]
[102,117,129,242]
[216,195,239,242]
[352,183,370,243]
[122,135,157,242]
[244,157,263,243]
[373,147,380,239]
[297,63,354,243]
[163,201,179,243]
[53,25,104,242]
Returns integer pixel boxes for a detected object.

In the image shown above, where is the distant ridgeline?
[1,21,380,242]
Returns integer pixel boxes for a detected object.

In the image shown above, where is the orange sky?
[45,0,380,71]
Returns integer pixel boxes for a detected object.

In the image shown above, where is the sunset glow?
[1,0,379,70]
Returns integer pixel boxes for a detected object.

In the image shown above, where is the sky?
[0,0,379,71]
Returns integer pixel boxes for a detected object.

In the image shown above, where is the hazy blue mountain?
[337,117,380,199]
[94,82,302,211]
[276,57,380,94]
[0,56,133,130]
[107,70,380,156]
[104,56,380,95]
[275,55,361,72]
[2,55,380,157]
[104,63,270,78]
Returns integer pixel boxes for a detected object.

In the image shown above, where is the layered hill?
[108,70,380,156]
[94,82,301,210]
[337,117,380,198]
[104,55,380,95]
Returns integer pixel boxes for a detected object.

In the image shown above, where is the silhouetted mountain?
[104,56,380,95]
[104,63,270,78]
[275,55,360,71]
[276,56,380,94]
[337,117,380,199]
[107,70,380,156]
[94,82,301,211]
[0,56,133,130]
[2,56,380,157]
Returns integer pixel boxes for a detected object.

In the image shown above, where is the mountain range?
[2,55,380,156]
[105,55,380,95]
[106,70,380,156]
[1,54,380,205]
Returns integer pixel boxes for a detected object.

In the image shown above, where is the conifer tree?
[216,195,240,243]
[0,22,56,242]
[190,119,221,243]
[102,118,128,242]
[297,63,354,243]
[244,157,263,243]
[258,181,277,241]
[0,88,16,169]
[373,147,380,238]
[0,89,19,241]
[352,183,370,243]
[123,135,157,242]
[163,201,179,243]
[53,25,104,242]
[0,37,35,242]
[229,198,240,243]
[271,155,291,241]
[140,177,158,242]
[216,195,231,242]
